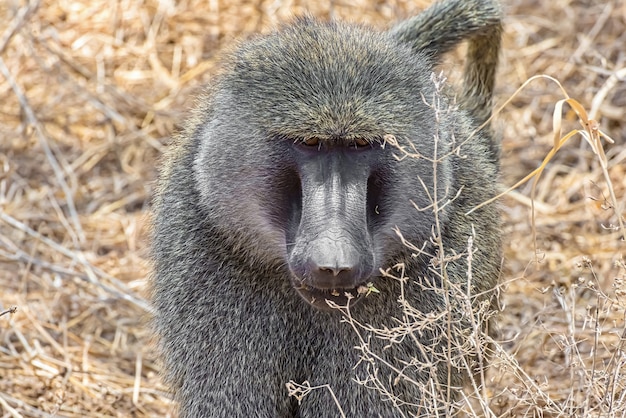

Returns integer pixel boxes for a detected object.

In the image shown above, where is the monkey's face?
[193,18,454,311]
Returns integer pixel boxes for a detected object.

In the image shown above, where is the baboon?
[151,0,503,416]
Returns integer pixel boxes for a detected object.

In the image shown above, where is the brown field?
[1,0,624,416]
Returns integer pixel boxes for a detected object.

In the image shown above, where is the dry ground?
[1,0,625,416]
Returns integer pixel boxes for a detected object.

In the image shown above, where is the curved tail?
[389,0,502,127]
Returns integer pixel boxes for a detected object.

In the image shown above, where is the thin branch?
[0,56,86,244]
[0,0,40,55]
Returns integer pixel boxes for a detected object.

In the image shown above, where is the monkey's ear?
[388,0,502,62]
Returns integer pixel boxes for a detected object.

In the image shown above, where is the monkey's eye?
[301,137,321,147]
[348,138,370,148]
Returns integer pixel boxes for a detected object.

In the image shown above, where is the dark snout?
[287,153,376,309]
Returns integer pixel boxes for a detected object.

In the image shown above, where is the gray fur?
[151,0,503,416]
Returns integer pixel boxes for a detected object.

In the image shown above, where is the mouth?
[291,278,369,311]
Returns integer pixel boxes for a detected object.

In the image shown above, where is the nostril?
[310,263,358,289]
[319,266,352,277]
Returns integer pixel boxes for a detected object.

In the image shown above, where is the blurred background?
[1,0,624,416]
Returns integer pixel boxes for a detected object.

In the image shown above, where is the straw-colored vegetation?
[1,0,624,416]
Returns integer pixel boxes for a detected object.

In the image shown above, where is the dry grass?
[0,0,624,416]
